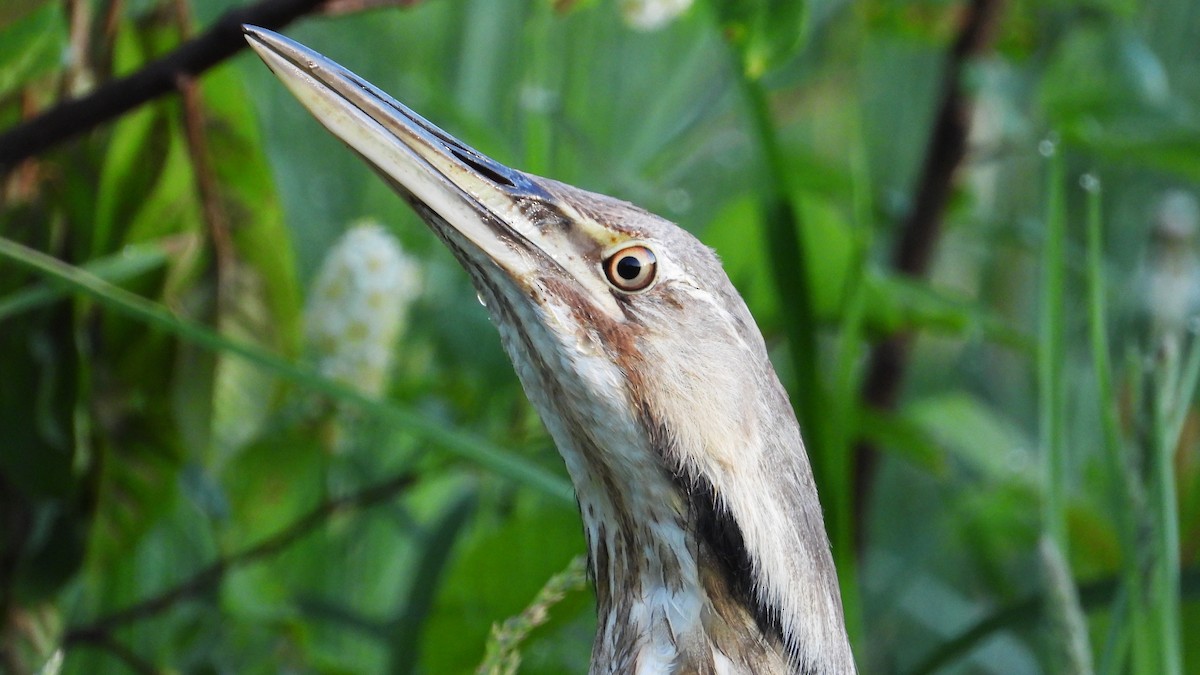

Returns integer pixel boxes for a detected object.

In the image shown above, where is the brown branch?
[0,0,329,173]
[177,81,236,298]
[853,0,1006,545]
[63,471,416,645]
[892,0,1006,279]
[171,0,237,308]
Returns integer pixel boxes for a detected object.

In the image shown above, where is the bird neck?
[575,466,704,672]
[569,434,862,675]
[560,428,798,674]
[485,282,854,673]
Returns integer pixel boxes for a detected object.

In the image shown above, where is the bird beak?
[243,25,604,302]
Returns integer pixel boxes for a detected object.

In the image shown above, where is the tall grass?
[1079,165,1190,674]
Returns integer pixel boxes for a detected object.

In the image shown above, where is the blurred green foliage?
[1,0,1199,673]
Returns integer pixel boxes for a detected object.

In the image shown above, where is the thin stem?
[476,555,589,675]
[736,73,824,473]
[1150,330,1197,674]
[64,472,416,640]
[735,67,856,630]
[67,634,162,675]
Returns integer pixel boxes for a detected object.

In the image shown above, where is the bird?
[243,26,856,675]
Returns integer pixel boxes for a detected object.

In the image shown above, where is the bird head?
[245,26,853,673]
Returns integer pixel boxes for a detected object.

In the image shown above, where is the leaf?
[219,426,327,551]
[714,0,809,79]
[201,65,303,355]
[0,269,87,605]
[856,406,947,475]
[386,483,479,673]
[199,64,304,463]
[92,21,183,258]
[418,494,591,674]
[475,555,589,675]
[703,192,856,328]
[862,271,1031,350]
[702,195,777,326]
[798,193,857,321]
[0,3,63,100]
[903,393,1038,489]
[1079,126,1200,183]
[89,438,183,569]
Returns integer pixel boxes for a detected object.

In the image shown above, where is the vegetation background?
[1,0,1198,673]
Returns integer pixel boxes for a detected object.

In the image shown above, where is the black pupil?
[615,255,642,281]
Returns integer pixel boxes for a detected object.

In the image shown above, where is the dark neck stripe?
[671,465,787,652]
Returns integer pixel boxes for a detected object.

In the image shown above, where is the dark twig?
[853,0,1006,544]
[0,0,328,173]
[68,632,163,675]
[905,566,1200,675]
[63,471,416,644]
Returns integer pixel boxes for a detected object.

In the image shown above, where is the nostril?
[450,147,516,188]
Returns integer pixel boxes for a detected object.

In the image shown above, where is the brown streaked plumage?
[244,26,857,674]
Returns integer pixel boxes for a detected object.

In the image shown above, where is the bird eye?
[603,245,657,293]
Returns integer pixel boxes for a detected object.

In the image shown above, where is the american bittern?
[245,26,856,674]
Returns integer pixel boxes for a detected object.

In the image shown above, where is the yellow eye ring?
[603,245,657,293]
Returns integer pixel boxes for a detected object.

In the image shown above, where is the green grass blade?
[1150,331,1196,675]
[0,239,171,321]
[0,235,574,503]
[1038,138,1068,550]
[1082,175,1142,675]
[1097,583,1132,675]
[1082,178,1131,520]
[388,484,480,674]
[1038,142,1092,672]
